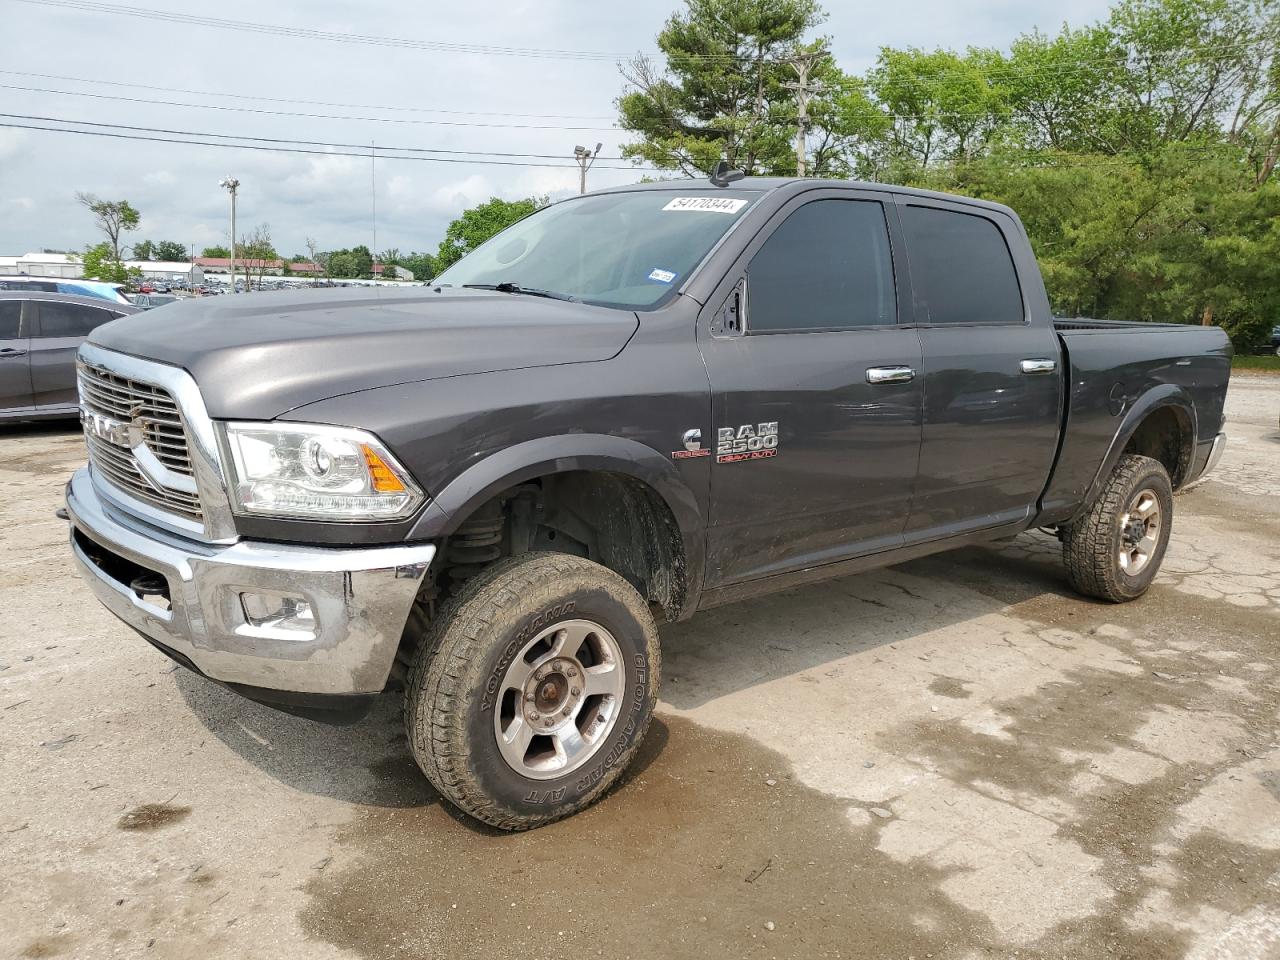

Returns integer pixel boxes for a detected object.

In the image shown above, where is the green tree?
[325,245,374,278]
[132,239,156,261]
[154,240,189,262]
[436,197,546,270]
[201,245,231,258]
[399,251,438,281]
[78,242,139,285]
[236,224,279,289]
[617,0,832,175]
[76,193,140,261]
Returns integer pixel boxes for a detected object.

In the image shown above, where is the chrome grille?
[78,361,204,524]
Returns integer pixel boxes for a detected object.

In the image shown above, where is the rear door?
[895,197,1062,538]
[30,300,119,412]
[699,189,924,586]
[0,299,33,414]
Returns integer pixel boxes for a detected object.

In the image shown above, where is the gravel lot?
[3,374,1277,960]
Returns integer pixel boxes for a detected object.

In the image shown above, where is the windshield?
[433,189,759,308]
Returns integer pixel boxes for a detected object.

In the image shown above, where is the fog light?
[239,592,315,636]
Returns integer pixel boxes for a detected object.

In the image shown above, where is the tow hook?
[55,507,69,521]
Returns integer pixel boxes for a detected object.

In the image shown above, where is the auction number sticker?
[662,196,749,214]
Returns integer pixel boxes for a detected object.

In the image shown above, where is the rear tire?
[1062,453,1173,602]
[404,552,660,831]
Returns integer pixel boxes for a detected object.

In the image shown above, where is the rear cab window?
[899,204,1024,325]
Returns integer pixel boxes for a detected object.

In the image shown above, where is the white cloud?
[0,0,1117,256]
[0,129,29,161]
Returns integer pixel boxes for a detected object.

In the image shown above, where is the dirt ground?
[2,375,1277,960]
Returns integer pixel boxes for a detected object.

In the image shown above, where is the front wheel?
[1061,453,1173,602]
[404,552,660,830]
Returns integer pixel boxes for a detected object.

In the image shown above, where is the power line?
[0,112,633,160]
[14,0,636,61]
[0,69,617,120]
[0,116,660,170]
[0,83,621,131]
[20,0,1278,75]
[18,0,1279,76]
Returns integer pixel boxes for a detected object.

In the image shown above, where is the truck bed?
[1038,320,1232,524]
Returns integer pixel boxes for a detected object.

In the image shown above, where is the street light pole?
[219,177,240,292]
[573,142,603,194]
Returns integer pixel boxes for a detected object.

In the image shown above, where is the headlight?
[221,422,424,521]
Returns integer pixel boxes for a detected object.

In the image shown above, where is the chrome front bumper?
[65,467,436,696]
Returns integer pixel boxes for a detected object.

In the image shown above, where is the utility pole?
[218,177,239,292]
[783,49,828,177]
[371,141,377,282]
[574,142,603,194]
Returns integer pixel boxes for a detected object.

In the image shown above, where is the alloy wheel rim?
[493,618,626,780]
[1118,488,1162,576]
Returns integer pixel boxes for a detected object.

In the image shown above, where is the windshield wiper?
[462,282,578,302]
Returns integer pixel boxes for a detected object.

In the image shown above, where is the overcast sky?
[0,0,1114,260]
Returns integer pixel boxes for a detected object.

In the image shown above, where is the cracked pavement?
[2,374,1277,959]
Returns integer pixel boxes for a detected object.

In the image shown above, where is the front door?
[895,198,1063,538]
[0,299,32,414]
[699,191,924,587]
[30,300,117,412]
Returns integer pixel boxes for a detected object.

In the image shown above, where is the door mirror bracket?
[711,278,747,339]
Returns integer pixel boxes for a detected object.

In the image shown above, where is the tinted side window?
[36,302,110,338]
[747,199,895,332]
[900,205,1024,325]
[0,302,21,339]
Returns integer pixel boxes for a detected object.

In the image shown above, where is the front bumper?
[65,467,436,698]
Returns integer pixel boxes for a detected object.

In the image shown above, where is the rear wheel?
[404,552,659,830]
[1062,453,1173,602]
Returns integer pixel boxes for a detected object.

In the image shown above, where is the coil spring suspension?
[446,500,505,586]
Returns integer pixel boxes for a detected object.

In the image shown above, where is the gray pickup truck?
[65,174,1230,830]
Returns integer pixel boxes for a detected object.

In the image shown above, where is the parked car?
[0,276,130,305]
[131,294,179,310]
[64,175,1230,830]
[0,291,138,420]
[1269,324,1280,356]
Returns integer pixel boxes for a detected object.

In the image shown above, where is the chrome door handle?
[866,366,915,384]
[1020,358,1056,374]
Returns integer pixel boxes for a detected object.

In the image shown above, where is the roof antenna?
[709,160,745,187]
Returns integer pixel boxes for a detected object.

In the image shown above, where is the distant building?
[193,256,284,277]
[0,251,82,279]
[375,263,414,281]
[278,261,415,281]
[190,257,413,282]
[1,251,204,285]
[127,260,205,285]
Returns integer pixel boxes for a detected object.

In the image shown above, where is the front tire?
[1062,453,1173,602]
[404,552,660,830]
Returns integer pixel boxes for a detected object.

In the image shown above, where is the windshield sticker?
[647,268,677,284]
[662,196,749,214]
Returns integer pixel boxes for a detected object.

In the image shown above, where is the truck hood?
[89,287,639,419]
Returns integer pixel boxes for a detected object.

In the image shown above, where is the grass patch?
[1233,354,1280,372]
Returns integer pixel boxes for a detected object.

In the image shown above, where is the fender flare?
[1080,384,1198,512]
[407,434,705,617]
